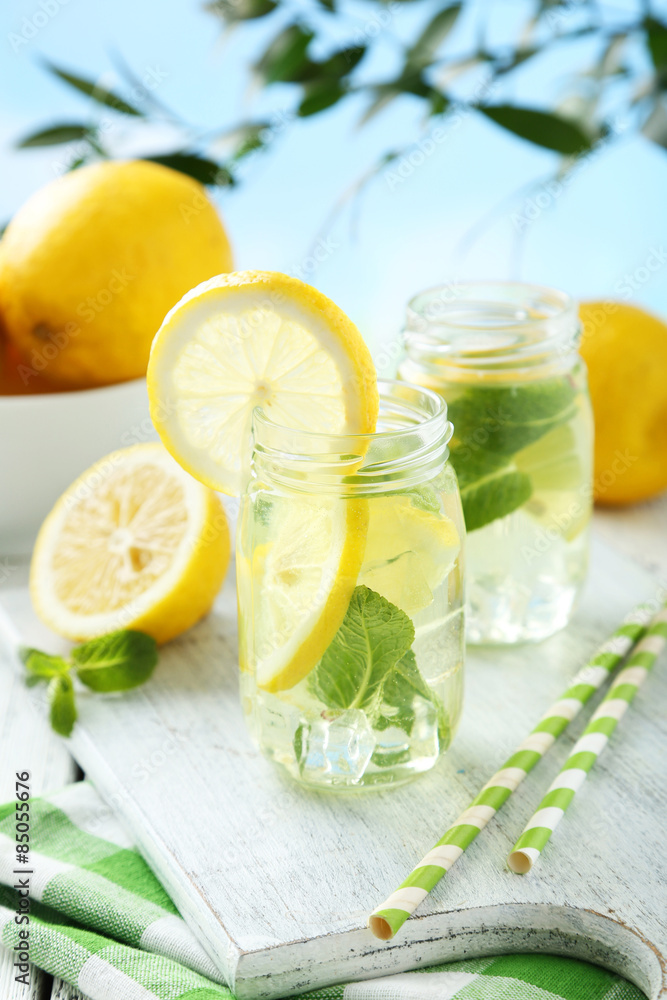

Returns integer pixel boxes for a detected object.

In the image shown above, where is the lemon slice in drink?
[515,418,591,541]
[30,443,230,644]
[360,495,460,615]
[147,270,379,495]
[148,271,379,689]
[241,494,368,691]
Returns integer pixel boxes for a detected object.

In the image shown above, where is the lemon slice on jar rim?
[147,270,378,496]
[147,271,379,690]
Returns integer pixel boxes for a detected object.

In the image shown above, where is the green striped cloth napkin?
[0,782,646,1000]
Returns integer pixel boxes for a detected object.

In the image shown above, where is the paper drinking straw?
[507,606,667,874]
[368,601,658,941]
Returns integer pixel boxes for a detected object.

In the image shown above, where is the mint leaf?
[374,648,431,734]
[402,484,442,514]
[72,630,157,692]
[447,374,578,532]
[309,586,415,713]
[20,648,70,678]
[49,674,77,737]
[309,586,445,752]
[460,468,532,532]
[449,444,509,491]
[254,495,273,526]
[448,377,577,458]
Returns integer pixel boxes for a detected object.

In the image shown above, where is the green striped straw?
[508,606,667,874]
[368,601,656,941]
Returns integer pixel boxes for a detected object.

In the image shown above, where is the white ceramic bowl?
[0,378,156,556]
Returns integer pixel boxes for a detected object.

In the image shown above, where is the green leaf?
[402,483,442,515]
[298,81,345,117]
[145,153,233,187]
[21,649,70,679]
[49,675,77,737]
[447,375,578,532]
[254,495,274,526]
[72,630,157,692]
[479,105,591,155]
[460,468,532,533]
[448,444,510,491]
[309,586,415,714]
[231,124,267,160]
[407,4,461,69]
[645,17,667,75]
[429,91,450,115]
[16,124,90,148]
[45,62,144,116]
[309,585,450,742]
[447,377,578,459]
[255,25,314,84]
[642,98,667,149]
[374,648,433,734]
[206,0,276,22]
[309,587,447,751]
[317,46,366,78]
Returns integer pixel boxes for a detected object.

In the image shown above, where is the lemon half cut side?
[30,443,230,644]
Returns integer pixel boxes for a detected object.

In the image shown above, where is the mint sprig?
[308,586,446,747]
[21,630,158,737]
[447,375,578,532]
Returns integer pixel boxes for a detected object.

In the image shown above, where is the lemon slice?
[359,495,460,615]
[30,443,230,644]
[238,494,368,691]
[147,270,379,495]
[515,418,591,541]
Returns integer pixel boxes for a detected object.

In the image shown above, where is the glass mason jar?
[399,282,593,645]
[236,380,465,791]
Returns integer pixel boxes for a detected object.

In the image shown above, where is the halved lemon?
[147,270,379,496]
[30,443,230,644]
[239,493,368,691]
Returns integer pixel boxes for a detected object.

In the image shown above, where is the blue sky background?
[1,0,666,357]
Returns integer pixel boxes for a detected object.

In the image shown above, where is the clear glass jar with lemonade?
[237,381,465,789]
[399,281,593,645]
[147,272,466,790]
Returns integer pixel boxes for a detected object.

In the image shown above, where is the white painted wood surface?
[0,528,665,1000]
[0,562,81,1000]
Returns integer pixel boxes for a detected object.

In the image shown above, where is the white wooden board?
[0,574,81,1000]
[0,532,665,1000]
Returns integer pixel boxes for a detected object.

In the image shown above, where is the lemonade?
[147,273,466,790]
[400,282,594,644]
[237,384,465,789]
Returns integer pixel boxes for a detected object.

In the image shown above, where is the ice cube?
[295,709,375,784]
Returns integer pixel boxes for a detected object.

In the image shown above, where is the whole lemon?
[0,160,233,388]
[579,301,667,505]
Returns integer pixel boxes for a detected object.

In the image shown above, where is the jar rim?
[250,380,453,493]
[253,378,450,449]
[404,280,580,372]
